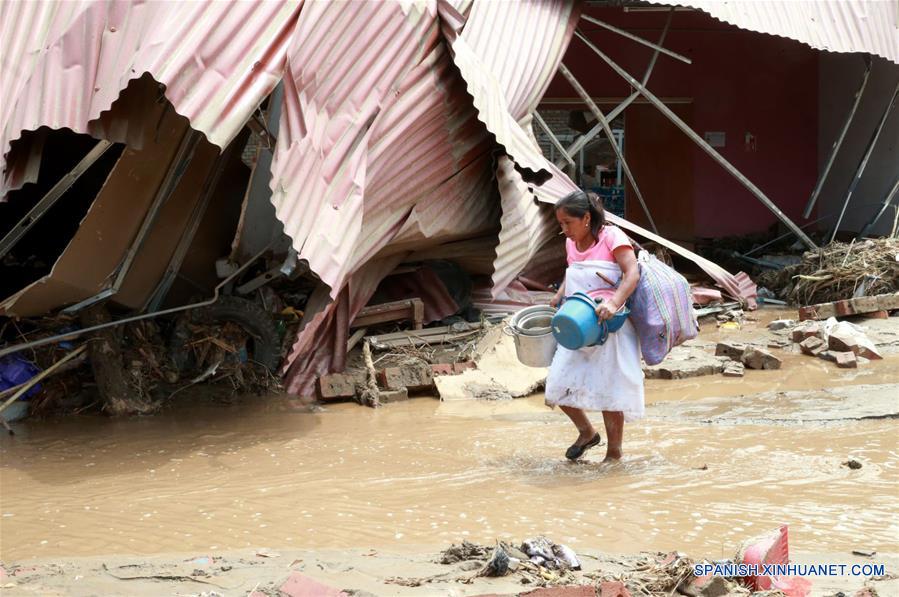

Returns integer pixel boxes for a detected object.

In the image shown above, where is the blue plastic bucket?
[551,292,600,350]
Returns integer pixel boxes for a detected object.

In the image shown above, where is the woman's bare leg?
[560,406,598,444]
[601,411,624,461]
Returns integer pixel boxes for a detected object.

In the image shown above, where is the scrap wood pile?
[757,238,899,306]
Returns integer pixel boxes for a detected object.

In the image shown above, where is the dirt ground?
[2,307,898,596]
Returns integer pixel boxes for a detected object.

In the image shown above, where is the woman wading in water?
[546,190,643,462]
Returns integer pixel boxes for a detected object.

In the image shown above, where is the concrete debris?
[699,575,749,597]
[644,346,726,379]
[715,342,746,361]
[722,362,745,377]
[825,320,883,360]
[741,347,782,370]
[835,351,858,368]
[792,321,823,343]
[378,358,433,391]
[379,388,409,403]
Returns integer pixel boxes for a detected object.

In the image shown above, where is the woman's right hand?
[550,292,563,308]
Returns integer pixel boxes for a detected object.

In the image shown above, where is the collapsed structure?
[1,0,897,406]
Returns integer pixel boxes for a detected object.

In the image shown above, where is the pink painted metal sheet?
[651,0,899,64]
[1,0,301,196]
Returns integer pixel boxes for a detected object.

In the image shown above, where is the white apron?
[544,261,645,421]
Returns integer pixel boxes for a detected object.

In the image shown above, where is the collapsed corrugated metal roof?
[2,0,771,398]
[650,0,899,64]
[1,0,301,196]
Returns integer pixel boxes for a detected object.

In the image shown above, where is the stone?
[378,359,434,391]
[843,458,863,470]
[715,342,746,360]
[799,336,827,356]
[865,310,890,319]
[768,319,795,331]
[644,348,726,379]
[379,388,409,403]
[835,351,857,368]
[722,362,745,377]
[741,347,782,370]
[318,373,356,399]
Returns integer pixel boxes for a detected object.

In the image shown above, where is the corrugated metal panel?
[491,155,558,296]
[460,0,580,121]
[650,0,899,64]
[1,0,301,196]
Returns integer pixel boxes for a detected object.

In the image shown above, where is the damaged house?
[1,0,897,416]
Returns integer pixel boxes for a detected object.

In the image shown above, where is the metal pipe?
[533,111,575,168]
[558,63,658,233]
[580,14,692,65]
[803,56,872,219]
[574,29,818,250]
[0,244,272,360]
[0,140,114,260]
[829,81,899,243]
[858,176,899,239]
[556,8,675,168]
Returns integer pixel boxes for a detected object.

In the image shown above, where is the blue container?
[552,294,631,350]
[552,292,601,350]
[0,354,42,398]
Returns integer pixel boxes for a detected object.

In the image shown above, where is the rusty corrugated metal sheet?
[491,155,558,296]
[651,0,899,64]
[1,0,301,197]
[439,0,579,297]
[459,0,581,122]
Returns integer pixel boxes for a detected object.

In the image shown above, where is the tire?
[169,296,281,372]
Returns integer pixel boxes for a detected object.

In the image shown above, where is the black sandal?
[565,432,602,460]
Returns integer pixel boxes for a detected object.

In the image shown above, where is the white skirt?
[544,319,645,422]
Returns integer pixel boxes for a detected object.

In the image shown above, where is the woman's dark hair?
[555,190,606,239]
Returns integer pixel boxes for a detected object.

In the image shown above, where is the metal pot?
[505,306,558,368]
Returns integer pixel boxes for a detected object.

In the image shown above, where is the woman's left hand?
[595,300,619,321]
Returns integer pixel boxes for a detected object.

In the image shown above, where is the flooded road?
[3,353,898,561]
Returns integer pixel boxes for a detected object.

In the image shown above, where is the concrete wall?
[817,55,899,237]
[543,7,819,240]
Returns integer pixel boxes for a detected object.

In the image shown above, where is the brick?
[792,322,822,343]
[318,373,356,399]
[818,350,838,363]
[828,329,859,353]
[834,299,854,317]
[378,361,434,391]
[523,586,597,597]
[864,310,889,319]
[280,572,347,597]
[453,361,477,373]
[599,581,631,597]
[878,293,899,311]
[741,347,782,370]
[431,363,454,376]
[715,342,745,360]
[799,336,826,356]
[380,388,409,403]
[835,351,857,368]
[850,295,880,313]
[799,303,836,321]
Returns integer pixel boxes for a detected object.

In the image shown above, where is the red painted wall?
[543,8,818,238]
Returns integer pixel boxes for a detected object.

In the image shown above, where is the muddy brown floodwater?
[2,346,898,563]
